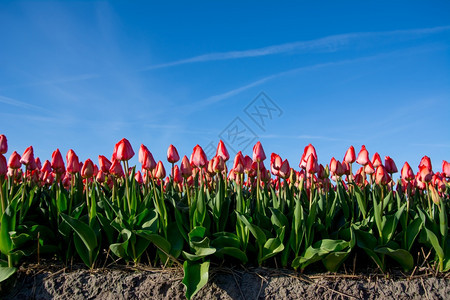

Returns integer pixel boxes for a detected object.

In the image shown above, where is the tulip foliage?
[0,134,449,299]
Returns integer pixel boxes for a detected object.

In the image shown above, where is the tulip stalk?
[0,177,6,214]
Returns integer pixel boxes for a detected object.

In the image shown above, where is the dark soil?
[1,263,449,299]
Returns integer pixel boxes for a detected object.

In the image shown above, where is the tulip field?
[0,134,449,299]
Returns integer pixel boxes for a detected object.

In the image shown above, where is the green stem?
[122,161,131,214]
[256,163,261,215]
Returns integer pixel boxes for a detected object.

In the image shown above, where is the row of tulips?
[0,134,449,299]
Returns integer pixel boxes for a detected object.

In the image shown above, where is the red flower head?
[51,149,65,174]
[180,155,192,178]
[443,160,450,178]
[142,149,156,171]
[0,134,7,154]
[356,145,370,166]
[98,155,112,173]
[401,162,415,181]
[8,151,21,169]
[418,156,432,172]
[252,141,266,163]
[167,144,180,163]
[279,159,290,179]
[135,171,144,185]
[371,152,382,168]
[0,154,7,176]
[81,159,95,179]
[384,156,398,174]
[191,145,207,168]
[216,140,230,162]
[66,149,80,174]
[155,161,166,179]
[20,146,35,168]
[344,146,356,164]
[109,159,124,177]
[375,165,389,185]
[114,138,134,161]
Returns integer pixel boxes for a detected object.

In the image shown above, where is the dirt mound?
[2,264,449,299]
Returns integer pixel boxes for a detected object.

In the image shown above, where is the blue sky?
[1,1,449,174]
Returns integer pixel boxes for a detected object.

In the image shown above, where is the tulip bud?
[441,160,450,178]
[429,184,441,205]
[135,171,144,185]
[142,149,156,171]
[51,149,65,174]
[138,144,149,165]
[418,165,432,183]
[371,153,382,168]
[384,156,398,174]
[344,146,356,164]
[20,146,35,167]
[419,156,432,172]
[279,159,290,179]
[81,159,95,179]
[66,149,80,174]
[306,154,317,174]
[173,165,183,184]
[180,156,192,178]
[401,162,415,181]
[96,171,106,183]
[356,145,370,166]
[167,144,180,163]
[375,165,388,185]
[115,138,135,161]
[98,155,112,173]
[252,141,266,162]
[191,145,207,168]
[110,159,124,177]
[216,140,230,162]
[243,155,252,173]
[0,135,7,154]
[212,155,225,173]
[155,161,166,179]
[364,161,375,175]
[0,154,7,176]
[8,151,21,169]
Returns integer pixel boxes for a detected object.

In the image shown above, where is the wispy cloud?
[260,134,348,142]
[0,95,46,111]
[143,26,450,70]
[0,73,99,91]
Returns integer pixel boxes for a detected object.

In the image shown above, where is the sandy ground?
[2,264,449,299]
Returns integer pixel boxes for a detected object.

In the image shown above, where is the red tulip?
[401,162,415,181]
[418,156,432,172]
[0,154,7,176]
[115,138,134,161]
[0,135,7,154]
[167,144,180,163]
[191,145,207,168]
[66,149,80,174]
[96,171,106,183]
[371,152,382,168]
[135,171,144,185]
[109,159,124,177]
[418,165,432,183]
[138,144,149,165]
[233,151,245,174]
[384,156,398,174]
[155,161,166,179]
[51,149,65,174]
[41,160,52,174]
[364,161,375,175]
[344,146,356,164]
[279,159,290,179]
[8,151,21,169]
[81,159,95,179]
[356,145,370,166]
[35,157,42,170]
[173,165,183,184]
[98,155,112,173]
[142,149,156,171]
[216,140,230,162]
[252,141,266,162]
[20,146,35,167]
[318,164,327,180]
[306,154,318,174]
[375,165,389,185]
[180,156,192,178]
[243,155,253,173]
[212,155,225,173]
[443,160,450,178]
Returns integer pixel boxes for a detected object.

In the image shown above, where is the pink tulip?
[344,146,356,164]
[0,154,7,176]
[371,152,382,168]
[180,156,192,178]
[81,159,95,179]
[443,160,450,178]
[418,156,432,172]
[155,161,166,179]
[66,149,80,174]
[109,159,124,177]
[384,156,398,174]
[191,145,207,168]
[356,145,370,166]
[20,146,35,167]
[51,149,65,174]
[279,159,290,179]
[401,162,415,181]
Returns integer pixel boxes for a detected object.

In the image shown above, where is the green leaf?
[60,214,98,252]
[322,250,351,272]
[352,184,367,219]
[375,247,414,271]
[182,260,210,300]
[424,228,444,260]
[0,205,17,255]
[406,218,422,252]
[215,247,248,263]
[0,266,17,283]
[261,235,285,262]
[236,212,266,246]
[110,229,131,259]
